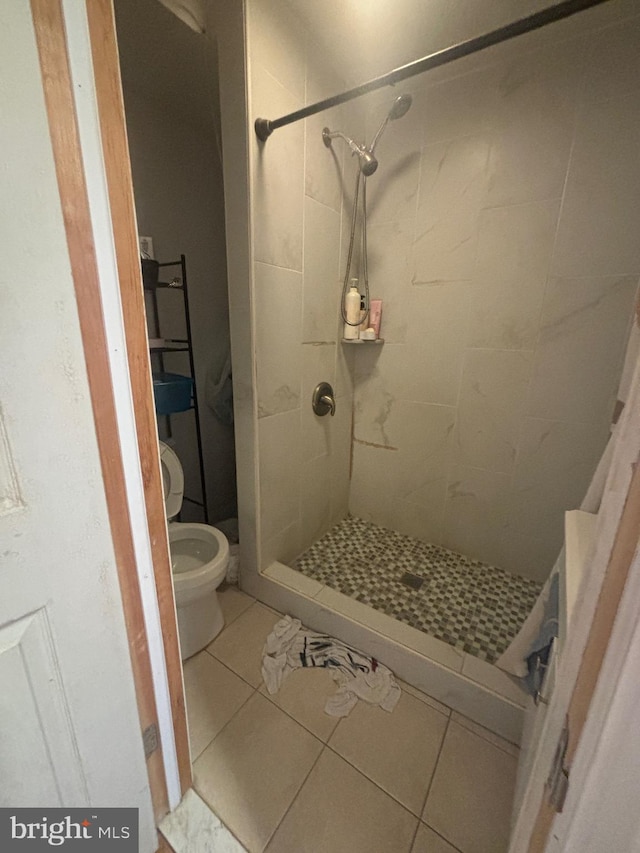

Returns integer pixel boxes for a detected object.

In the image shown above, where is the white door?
[0,3,155,846]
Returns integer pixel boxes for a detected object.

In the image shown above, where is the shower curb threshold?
[241,560,526,746]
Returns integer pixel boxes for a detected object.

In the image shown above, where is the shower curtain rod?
[254,0,611,141]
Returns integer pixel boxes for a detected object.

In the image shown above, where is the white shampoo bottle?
[344,280,361,340]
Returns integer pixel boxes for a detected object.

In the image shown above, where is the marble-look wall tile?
[304,60,346,213]
[329,398,353,524]
[421,66,499,146]
[249,9,356,568]
[413,135,491,284]
[466,273,548,351]
[350,440,447,545]
[485,50,580,207]
[300,453,333,551]
[301,342,336,461]
[475,199,560,283]
[261,520,303,572]
[258,409,302,548]
[442,465,512,568]
[508,417,608,545]
[334,340,355,401]
[526,275,638,424]
[402,282,472,406]
[365,148,421,226]
[302,196,341,343]
[552,92,640,278]
[366,218,415,344]
[251,66,304,270]
[248,0,306,100]
[582,15,640,105]
[384,401,456,467]
[351,401,454,544]
[254,262,302,417]
[454,349,534,474]
[498,530,561,583]
[353,344,405,447]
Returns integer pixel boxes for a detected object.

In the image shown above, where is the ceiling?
[113,0,220,132]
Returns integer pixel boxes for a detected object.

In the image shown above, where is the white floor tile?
[183,651,253,760]
[451,711,519,757]
[219,585,256,627]
[423,721,517,853]
[266,749,418,853]
[398,680,452,717]
[259,667,340,742]
[194,692,322,853]
[328,690,448,816]
[207,603,280,687]
[411,822,460,853]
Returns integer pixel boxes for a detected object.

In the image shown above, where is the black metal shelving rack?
[145,254,209,523]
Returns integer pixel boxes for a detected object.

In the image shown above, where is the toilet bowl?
[160,441,229,660]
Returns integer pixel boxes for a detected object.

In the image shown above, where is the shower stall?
[225,0,640,735]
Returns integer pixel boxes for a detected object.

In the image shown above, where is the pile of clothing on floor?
[262,615,401,717]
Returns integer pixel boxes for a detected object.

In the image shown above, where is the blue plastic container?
[152,372,193,415]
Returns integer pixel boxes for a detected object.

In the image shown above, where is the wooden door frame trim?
[84,0,191,798]
[528,459,640,851]
[29,0,172,821]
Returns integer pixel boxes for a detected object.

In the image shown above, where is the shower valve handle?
[320,395,336,416]
[312,382,336,417]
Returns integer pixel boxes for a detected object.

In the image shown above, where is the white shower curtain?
[497,318,640,677]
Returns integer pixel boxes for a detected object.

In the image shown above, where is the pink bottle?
[369,300,383,338]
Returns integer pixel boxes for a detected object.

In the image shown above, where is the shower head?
[322,127,379,176]
[369,93,413,154]
[389,93,412,120]
[356,149,378,177]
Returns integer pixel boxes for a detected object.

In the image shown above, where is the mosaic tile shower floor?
[292,516,543,663]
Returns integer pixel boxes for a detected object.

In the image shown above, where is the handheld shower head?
[389,94,412,120]
[369,93,413,154]
[322,127,378,176]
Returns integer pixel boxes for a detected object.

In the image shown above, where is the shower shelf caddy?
[341,338,384,345]
[145,254,209,523]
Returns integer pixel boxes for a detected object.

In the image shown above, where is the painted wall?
[350,11,640,581]
[246,0,356,569]
[115,0,236,524]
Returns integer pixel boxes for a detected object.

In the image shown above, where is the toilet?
[159,440,230,660]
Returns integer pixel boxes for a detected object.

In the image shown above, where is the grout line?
[407,819,421,853]
[258,684,339,745]
[217,596,256,629]
[321,739,429,821]
[421,820,465,853]
[262,743,327,852]
[451,712,519,758]
[189,686,258,771]
[419,715,451,822]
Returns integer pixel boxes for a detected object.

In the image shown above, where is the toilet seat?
[159,441,184,520]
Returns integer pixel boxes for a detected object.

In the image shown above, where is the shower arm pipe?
[254,0,611,141]
[323,129,368,158]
